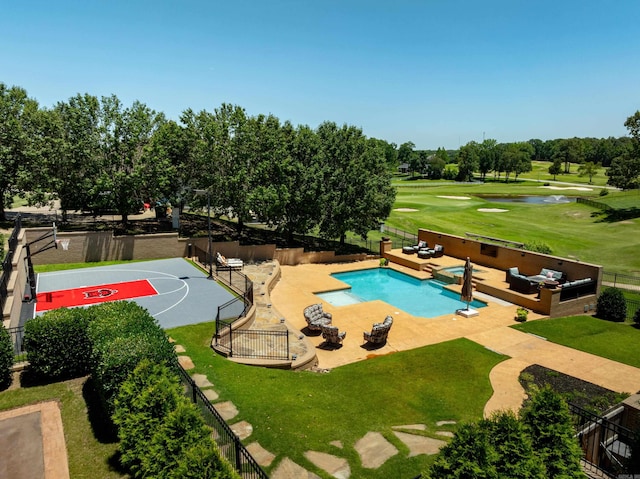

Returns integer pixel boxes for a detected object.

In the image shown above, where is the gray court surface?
[34,258,243,329]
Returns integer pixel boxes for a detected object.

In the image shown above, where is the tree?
[548,158,563,180]
[520,387,585,479]
[97,95,167,223]
[478,139,498,180]
[577,161,599,184]
[553,138,585,174]
[608,111,640,190]
[483,411,546,479]
[397,141,416,175]
[316,122,395,243]
[456,141,479,182]
[0,83,39,221]
[426,148,448,179]
[426,422,498,478]
[501,142,533,182]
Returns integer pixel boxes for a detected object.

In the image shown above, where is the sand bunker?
[394,208,418,212]
[539,186,592,191]
[437,195,472,200]
[477,208,509,213]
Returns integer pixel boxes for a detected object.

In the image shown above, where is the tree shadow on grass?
[592,207,640,223]
[81,378,130,475]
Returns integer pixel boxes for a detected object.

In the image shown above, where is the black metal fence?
[215,324,289,360]
[569,403,637,477]
[7,326,25,356]
[602,271,640,320]
[173,360,269,479]
[382,225,418,248]
[1,216,22,314]
[577,197,612,211]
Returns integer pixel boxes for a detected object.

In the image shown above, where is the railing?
[216,324,289,360]
[577,197,612,211]
[569,403,636,478]
[602,271,640,320]
[381,226,419,248]
[465,232,525,248]
[6,326,25,356]
[1,216,22,314]
[172,359,269,478]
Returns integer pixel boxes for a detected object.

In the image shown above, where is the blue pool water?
[316,268,486,318]
[442,265,484,275]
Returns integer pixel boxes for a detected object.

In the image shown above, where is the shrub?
[523,241,552,255]
[0,325,13,390]
[114,359,240,479]
[634,307,640,325]
[599,188,609,196]
[113,359,183,474]
[23,307,92,380]
[426,422,498,478]
[482,411,546,478]
[515,307,529,322]
[87,301,176,414]
[596,288,627,322]
[520,387,584,478]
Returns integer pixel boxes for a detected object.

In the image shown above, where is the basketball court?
[30,258,244,329]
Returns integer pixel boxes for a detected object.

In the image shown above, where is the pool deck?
[272,255,525,371]
[270,253,640,414]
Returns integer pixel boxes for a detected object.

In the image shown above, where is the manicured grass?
[0,377,126,479]
[512,315,640,369]
[34,259,155,273]
[385,180,640,274]
[167,321,506,479]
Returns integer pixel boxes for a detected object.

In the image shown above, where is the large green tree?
[97,95,167,223]
[608,111,640,190]
[0,83,39,221]
[456,141,479,182]
[316,122,395,243]
[478,139,498,180]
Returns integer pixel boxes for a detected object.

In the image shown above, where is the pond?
[476,195,575,204]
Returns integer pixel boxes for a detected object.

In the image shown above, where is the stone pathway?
[172,337,448,478]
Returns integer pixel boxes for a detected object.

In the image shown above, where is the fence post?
[234,436,242,472]
[191,376,197,404]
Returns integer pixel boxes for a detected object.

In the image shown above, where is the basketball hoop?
[57,239,70,251]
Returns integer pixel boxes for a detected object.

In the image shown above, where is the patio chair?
[303,304,332,331]
[426,244,444,258]
[363,315,393,345]
[321,324,346,345]
[216,252,243,270]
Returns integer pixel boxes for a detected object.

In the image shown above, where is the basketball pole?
[24,222,59,302]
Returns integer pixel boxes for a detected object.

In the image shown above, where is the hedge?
[23,307,92,380]
[0,325,13,390]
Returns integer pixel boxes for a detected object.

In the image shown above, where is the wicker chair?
[363,316,393,344]
[321,324,346,345]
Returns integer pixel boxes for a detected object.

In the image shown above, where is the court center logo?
[83,288,118,299]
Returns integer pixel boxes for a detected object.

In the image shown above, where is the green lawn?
[167,321,506,479]
[512,315,640,369]
[385,179,640,274]
[0,377,127,479]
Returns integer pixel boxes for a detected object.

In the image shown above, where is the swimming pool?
[315,268,486,318]
[441,265,484,275]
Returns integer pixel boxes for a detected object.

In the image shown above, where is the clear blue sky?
[3,1,639,150]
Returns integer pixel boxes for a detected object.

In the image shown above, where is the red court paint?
[36,279,158,312]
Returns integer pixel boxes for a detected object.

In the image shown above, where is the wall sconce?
[462,239,466,244]
[521,252,525,257]
[438,234,442,238]
[557,261,563,266]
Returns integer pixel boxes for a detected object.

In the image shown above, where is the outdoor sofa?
[303,304,332,331]
[506,266,566,294]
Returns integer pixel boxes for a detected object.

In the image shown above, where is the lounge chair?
[321,324,346,345]
[303,304,332,331]
[363,315,393,344]
[426,244,444,258]
[216,252,243,270]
